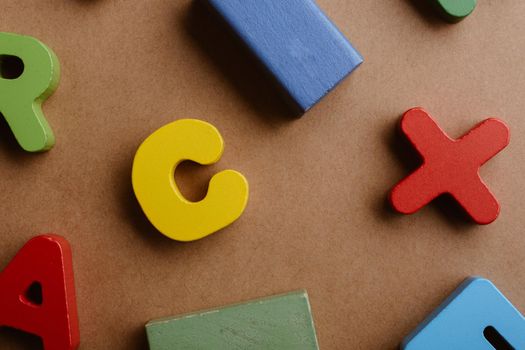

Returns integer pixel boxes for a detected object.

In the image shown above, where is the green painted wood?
[0,32,60,152]
[146,290,320,350]
[435,0,477,22]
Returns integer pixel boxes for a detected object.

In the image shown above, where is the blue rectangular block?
[206,0,363,114]
[402,277,525,350]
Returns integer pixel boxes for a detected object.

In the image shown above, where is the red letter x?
[390,108,510,224]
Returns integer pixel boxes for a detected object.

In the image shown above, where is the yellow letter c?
[132,119,249,242]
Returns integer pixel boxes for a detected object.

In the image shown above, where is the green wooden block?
[434,0,477,22]
[146,290,320,350]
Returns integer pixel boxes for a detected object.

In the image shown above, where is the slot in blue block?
[205,0,363,114]
[402,277,525,349]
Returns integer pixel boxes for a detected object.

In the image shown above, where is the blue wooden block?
[402,277,525,350]
[205,0,363,114]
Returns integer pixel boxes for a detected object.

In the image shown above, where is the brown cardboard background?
[1,0,525,349]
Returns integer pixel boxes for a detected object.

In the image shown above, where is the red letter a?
[0,235,79,350]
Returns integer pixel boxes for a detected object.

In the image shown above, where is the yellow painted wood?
[132,119,249,242]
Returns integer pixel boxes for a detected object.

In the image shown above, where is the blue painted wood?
[402,277,525,350]
[205,0,363,114]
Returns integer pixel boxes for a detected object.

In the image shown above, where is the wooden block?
[132,119,249,242]
[389,107,509,224]
[205,0,363,114]
[146,290,319,350]
[0,235,79,350]
[434,0,477,22]
[0,32,59,152]
[402,277,525,349]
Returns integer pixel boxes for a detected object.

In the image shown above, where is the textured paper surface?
[0,0,524,349]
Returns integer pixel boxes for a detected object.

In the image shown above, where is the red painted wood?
[0,235,79,350]
[390,107,510,224]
